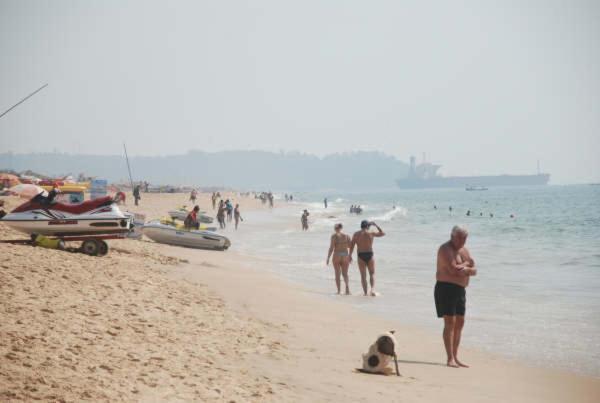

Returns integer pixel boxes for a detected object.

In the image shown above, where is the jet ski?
[1,194,133,236]
[142,220,230,251]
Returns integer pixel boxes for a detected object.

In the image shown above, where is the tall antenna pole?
[123,143,135,190]
[0,83,48,120]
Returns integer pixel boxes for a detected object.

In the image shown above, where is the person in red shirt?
[184,205,200,230]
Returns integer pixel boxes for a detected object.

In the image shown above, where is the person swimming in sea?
[234,204,243,230]
[326,223,351,295]
[350,220,385,296]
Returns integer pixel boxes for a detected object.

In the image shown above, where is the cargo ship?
[396,156,550,189]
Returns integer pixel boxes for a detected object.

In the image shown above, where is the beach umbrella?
[8,184,48,198]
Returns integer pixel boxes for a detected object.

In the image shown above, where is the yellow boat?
[159,217,216,231]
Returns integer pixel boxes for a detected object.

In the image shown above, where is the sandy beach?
[1,192,599,402]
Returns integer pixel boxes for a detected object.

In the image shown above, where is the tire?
[81,239,100,256]
[97,240,109,256]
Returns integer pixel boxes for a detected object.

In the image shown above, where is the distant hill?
[0,150,408,190]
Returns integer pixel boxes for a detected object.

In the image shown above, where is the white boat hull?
[1,204,133,236]
[142,221,230,250]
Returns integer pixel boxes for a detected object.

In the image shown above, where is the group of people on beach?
[349,205,363,214]
[211,192,222,210]
[216,199,243,229]
[181,192,244,230]
[199,191,476,368]
[256,192,274,207]
[318,201,476,368]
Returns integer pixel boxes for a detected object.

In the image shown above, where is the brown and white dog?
[362,331,400,376]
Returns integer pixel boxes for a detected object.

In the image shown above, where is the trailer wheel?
[81,239,100,256]
[98,240,109,256]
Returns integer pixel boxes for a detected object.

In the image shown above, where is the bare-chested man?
[435,225,477,368]
[349,220,385,296]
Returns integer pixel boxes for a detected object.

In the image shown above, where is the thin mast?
[0,83,48,120]
[123,143,135,190]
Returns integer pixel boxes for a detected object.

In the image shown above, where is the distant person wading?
[301,210,309,231]
[217,200,226,229]
[234,204,243,230]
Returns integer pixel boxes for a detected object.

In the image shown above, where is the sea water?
[227,185,600,377]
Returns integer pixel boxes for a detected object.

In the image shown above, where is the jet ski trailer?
[1,195,133,236]
[1,195,135,256]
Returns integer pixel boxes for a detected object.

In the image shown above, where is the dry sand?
[0,193,283,402]
[1,192,599,402]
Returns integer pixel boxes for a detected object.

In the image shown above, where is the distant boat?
[396,155,550,189]
[466,185,488,191]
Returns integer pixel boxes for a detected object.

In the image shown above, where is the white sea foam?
[368,206,407,222]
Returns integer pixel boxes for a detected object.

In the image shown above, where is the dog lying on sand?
[361,331,400,376]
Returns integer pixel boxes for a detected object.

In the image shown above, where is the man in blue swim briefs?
[350,220,385,296]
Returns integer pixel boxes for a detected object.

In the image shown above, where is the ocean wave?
[368,206,407,222]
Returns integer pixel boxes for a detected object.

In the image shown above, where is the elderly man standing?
[435,225,477,368]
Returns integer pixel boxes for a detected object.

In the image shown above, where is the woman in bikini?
[326,223,352,295]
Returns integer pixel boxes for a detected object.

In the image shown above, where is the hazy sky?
[0,0,598,183]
